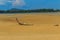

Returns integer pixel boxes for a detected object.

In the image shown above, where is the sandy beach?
[0,13,60,40]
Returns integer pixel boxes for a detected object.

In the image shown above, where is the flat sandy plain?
[0,13,60,40]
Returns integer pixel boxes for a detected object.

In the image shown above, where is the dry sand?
[0,13,60,40]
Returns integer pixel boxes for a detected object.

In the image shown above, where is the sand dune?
[0,13,60,40]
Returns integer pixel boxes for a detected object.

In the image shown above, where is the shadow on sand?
[16,18,33,26]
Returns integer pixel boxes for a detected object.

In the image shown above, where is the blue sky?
[0,0,60,10]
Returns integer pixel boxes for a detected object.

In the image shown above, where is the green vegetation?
[0,8,60,13]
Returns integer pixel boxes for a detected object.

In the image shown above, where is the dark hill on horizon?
[0,8,60,13]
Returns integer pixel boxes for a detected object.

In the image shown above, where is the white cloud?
[12,0,26,7]
[0,0,6,5]
[7,1,12,2]
[0,0,26,6]
[0,2,5,5]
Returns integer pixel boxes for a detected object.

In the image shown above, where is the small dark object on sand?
[16,18,24,25]
[54,24,59,26]
[16,18,33,26]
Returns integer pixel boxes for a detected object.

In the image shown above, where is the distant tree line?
[0,8,60,13]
